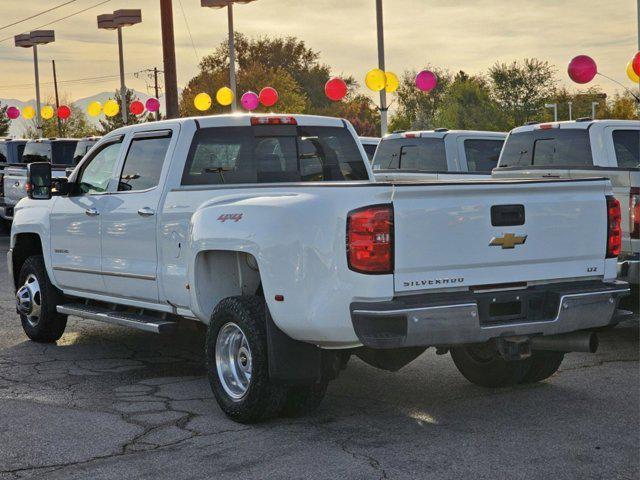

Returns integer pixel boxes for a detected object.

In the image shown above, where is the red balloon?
[633,52,640,77]
[568,55,597,84]
[259,87,279,107]
[7,106,20,119]
[130,100,144,115]
[57,105,71,120]
[325,77,347,101]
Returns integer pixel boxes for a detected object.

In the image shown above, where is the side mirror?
[26,162,52,200]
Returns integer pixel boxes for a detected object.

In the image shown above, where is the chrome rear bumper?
[350,280,630,349]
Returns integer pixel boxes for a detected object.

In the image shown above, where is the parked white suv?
[372,129,506,181]
[493,119,639,289]
[8,114,629,423]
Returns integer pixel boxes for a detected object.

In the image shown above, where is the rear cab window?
[463,139,504,172]
[612,130,639,169]
[499,129,593,168]
[51,141,79,166]
[0,143,7,163]
[22,142,52,164]
[181,125,368,185]
[372,137,447,171]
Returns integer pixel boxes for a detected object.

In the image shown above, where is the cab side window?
[117,132,172,192]
[612,130,639,169]
[75,140,123,195]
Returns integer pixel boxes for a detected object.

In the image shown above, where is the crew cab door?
[100,128,176,302]
[50,137,125,292]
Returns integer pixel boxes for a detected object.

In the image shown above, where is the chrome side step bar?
[57,304,178,334]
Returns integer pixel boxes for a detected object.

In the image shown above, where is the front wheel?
[17,255,67,343]
[205,296,287,423]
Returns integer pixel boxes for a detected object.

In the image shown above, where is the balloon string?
[596,72,640,103]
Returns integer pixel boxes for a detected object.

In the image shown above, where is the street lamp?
[201,0,258,112]
[567,101,573,121]
[15,30,55,137]
[591,101,599,119]
[375,0,388,136]
[545,103,558,122]
[97,9,142,125]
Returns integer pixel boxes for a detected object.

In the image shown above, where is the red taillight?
[403,133,418,138]
[347,205,393,274]
[630,188,639,240]
[250,116,297,126]
[606,196,622,258]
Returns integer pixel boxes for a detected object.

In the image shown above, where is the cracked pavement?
[0,232,638,479]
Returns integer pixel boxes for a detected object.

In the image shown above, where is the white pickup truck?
[8,114,629,423]
[372,129,506,181]
[493,119,639,291]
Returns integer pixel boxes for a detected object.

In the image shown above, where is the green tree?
[0,102,10,136]
[388,66,452,132]
[488,58,557,126]
[434,71,510,131]
[179,33,378,135]
[99,89,154,134]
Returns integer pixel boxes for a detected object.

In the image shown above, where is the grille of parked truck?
[371,129,506,181]
[493,119,639,289]
[7,114,630,423]
[1,138,79,221]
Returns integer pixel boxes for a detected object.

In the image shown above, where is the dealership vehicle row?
[2,113,636,423]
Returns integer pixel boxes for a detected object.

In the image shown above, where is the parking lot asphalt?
[0,232,638,480]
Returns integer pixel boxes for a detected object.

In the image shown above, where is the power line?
[0,71,141,91]
[0,0,111,43]
[0,0,77,31]
[177,0,199,62]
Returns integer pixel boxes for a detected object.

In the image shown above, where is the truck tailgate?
[392,179,610,293]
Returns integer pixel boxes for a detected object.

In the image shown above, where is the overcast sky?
[0,0,637,102]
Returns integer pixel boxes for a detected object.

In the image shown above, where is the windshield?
[21,142,52,164]
[372,137,447,171]
[181,125,369,185]
[499,129,593,168]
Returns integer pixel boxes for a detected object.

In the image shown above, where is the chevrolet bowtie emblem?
[489,233,527,249]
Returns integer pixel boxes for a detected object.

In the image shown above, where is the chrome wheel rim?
[16,274,42,327]
[215,322,252,400]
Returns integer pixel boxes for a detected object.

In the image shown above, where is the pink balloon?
[145,98,160,112]
[6,106,20,119]
[241,91,259,111]
[568,55,597,84]
[415,70,437,92]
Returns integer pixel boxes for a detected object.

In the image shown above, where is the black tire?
[18,255,67,343]
[520,351,564,384]
[450,343,532,388]
[280,382,328,418]
[205,296,286,424]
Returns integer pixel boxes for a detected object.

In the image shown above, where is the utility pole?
[227,3,237,112]
[160,0,179,119]
[153,67,161,120]
[375,0,388,137]
[52,60,61,136]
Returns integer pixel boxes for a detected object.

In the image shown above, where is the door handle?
[85,208,99,216]
[138,207,155,217]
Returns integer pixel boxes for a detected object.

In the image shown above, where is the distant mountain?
[0,89,175,137]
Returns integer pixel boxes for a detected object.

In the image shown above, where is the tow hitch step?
[57,304,178,334]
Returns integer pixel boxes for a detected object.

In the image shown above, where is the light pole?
[545,103,558,122]
[15,30,55,137]
[97,9,142,125]
[591,101,599,119]
[567,101,572,121]
[201,0,258,112]
[376,0,388,137]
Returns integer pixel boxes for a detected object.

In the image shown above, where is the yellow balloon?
[87,101,102,117]
[385,72,399,93]
[216,87,234,106]
[194,92,212,111]
[41,105,54,120]
[22,106,35,120]
[365,68,387,92]
[103,99,120,117]
[626,61,639,83]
